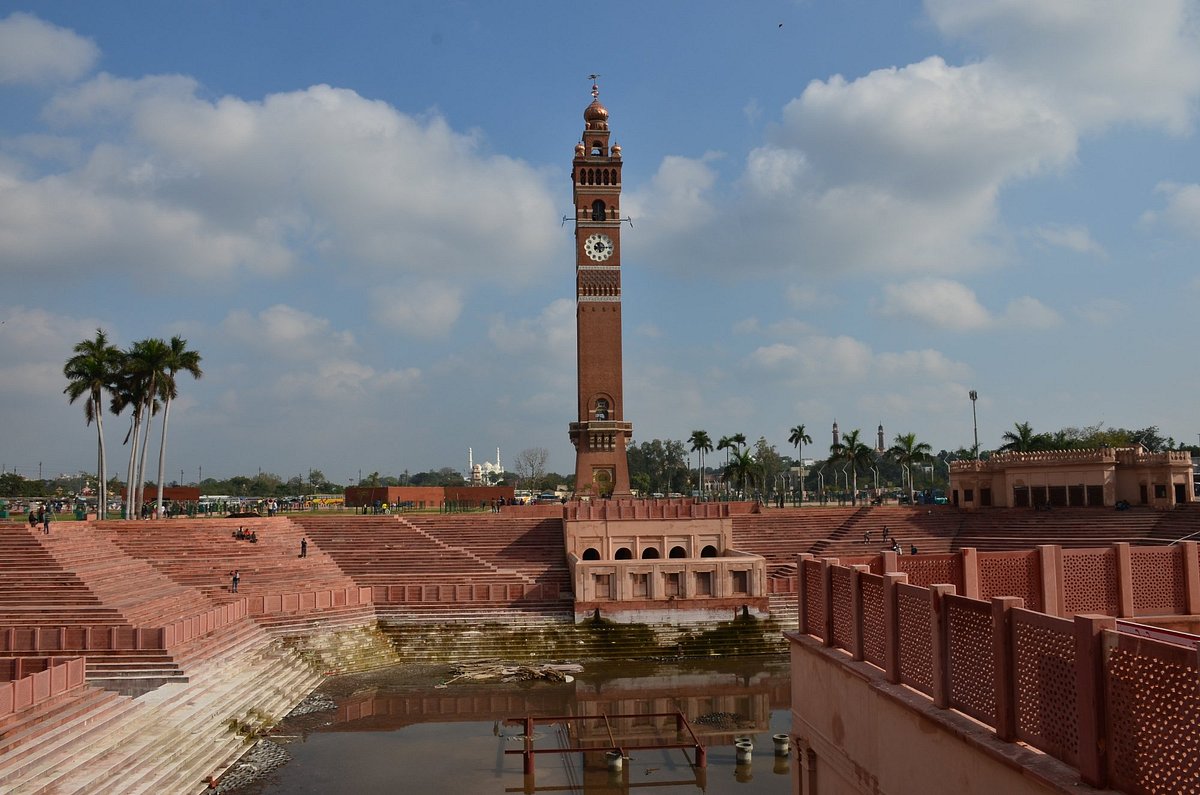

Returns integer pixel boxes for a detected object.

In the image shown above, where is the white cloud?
[880,279,992,331]
[372,282,464,338]
[1143,182,1200,239]
[3,78,559,289]
[1029,223,1106,256]
[0,13,99,86]
[276,360,420,402]
[1000,296,1061,329]
[879,279,1060,331]
[749,335,873,382]
[1074,297,1127,325]
[926,0,1200,133]
[222,305,355,359]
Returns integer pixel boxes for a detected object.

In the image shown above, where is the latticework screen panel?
[1106,634,1200,794]
[897,583,933,695]
[802,559,824,640]
[1061,548,1118,616]
[979,550,1043,611]
[1130,547,1186,616]
[1012,609,1078,766]
[898,554,963,591]
[946,595,995,725]
[831,565,854,650]
[860,572,886,668]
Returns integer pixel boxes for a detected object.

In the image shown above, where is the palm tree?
[887,432,933,503]
[829,429,874,505]
[117,339,172,518]
[63,329,120,519]
[155,336,203,517]
[723,448,761,499]
[788,424,812,504]
[731,432,747,452]
[688,430,713,497]
[1000,421,1038,452]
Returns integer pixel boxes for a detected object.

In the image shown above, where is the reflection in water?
[230,657,792,794]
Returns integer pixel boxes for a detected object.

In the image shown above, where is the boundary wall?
[792,546,1200,792]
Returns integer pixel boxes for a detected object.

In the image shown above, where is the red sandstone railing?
[565,501,739,520]
[796,554,1200,792]
[785,542,1200,620]
[372,582,559,604]
[245,585,372,616]
[0,656,86,717]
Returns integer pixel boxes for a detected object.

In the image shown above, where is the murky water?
[230,656,793,794]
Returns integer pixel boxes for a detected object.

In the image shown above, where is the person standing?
[40,505,51,535]
[230,569,240,593]
[300,538,307,558]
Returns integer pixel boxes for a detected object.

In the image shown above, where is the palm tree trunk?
[155,395,172,517]
[798,443,803,505]
[852,470,858,505]
[124,410,140,519]
[137,400,155,516]
[94,395,107,520]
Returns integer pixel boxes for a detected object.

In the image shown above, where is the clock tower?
[569,79,633,498]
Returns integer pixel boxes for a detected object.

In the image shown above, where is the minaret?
[568,77,633,498]
[832,420,840,449]
[877,423,885,453]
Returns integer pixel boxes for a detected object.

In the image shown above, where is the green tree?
[63,329,119,518]
[830,429,874,505]
[887,432,933,502]
[154,336,202,517]
[999,421,1042,452]
[753,436,786,497]
[788,424,812,503]
[723,448,761,498]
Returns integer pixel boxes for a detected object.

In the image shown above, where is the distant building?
[949,447,1194,509]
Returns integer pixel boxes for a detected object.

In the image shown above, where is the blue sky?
[2,2,1199,485]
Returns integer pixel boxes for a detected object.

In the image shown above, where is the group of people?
[227,537,310,593]
[26,504,52,534]
[862,526,917,555]
[232,527,258,543]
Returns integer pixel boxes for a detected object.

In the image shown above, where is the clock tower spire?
[569,78,633,498]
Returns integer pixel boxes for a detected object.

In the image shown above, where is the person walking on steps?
[300,538,307,558]
[230,569,240,593]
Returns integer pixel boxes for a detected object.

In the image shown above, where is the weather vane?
[588,73,600,98]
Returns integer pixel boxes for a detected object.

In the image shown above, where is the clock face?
[584,233,614,262]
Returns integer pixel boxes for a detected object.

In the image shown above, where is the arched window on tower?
[594,398,609,421]
[591,200,606,222]
[591,140,604,155]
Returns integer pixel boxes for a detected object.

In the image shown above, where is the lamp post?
[969,390,979,458]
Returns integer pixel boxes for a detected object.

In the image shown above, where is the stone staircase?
[0,639,321,794]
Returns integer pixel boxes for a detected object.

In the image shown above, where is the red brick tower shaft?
[569,80,632,498]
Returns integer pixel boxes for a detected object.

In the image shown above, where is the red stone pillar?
[928,583,956,710]
[960,548,979,599]
[1037,544,1063,616]
[1113,542,1134,618]
[1075,614,1116,788]
[991,596,1024,741]
[821,558,838,647]
[1183,541,1200,615]
[796,553,814,635]
[850,565,869,661]
[882,572,908,684]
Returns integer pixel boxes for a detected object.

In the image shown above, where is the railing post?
[880,549,899,574]
[882,573,907,684]
[1182,541,1200,615]
[821,558,838,647]
[960,548,979,599]
[1037,545,1063,616]
[1113,543,1134,618]
[796,554,814,635]
[929,584,956,710]
[850,565,869,661]
[991,596,1023,741]
[1075,614,1115,788]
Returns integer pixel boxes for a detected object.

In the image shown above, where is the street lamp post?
[969,390,979,458]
